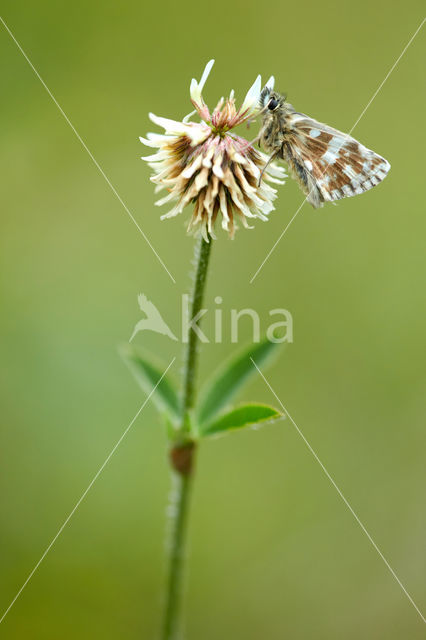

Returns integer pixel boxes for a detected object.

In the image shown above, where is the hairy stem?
[181,236,212,429]
[162,235,212,640]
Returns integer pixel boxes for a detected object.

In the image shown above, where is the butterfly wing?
[283,113,391,208]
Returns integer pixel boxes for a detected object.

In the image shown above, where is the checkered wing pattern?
[285,113,391,208]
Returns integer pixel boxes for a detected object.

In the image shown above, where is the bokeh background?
[1,1,425,638]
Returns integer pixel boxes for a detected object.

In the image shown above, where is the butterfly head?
[259,87,286,112]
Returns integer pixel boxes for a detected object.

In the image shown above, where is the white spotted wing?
[284,113,391,208]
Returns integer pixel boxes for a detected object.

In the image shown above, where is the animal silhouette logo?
[129,294,178,342]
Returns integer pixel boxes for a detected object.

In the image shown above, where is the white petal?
[141,151,168,161]
[161,203,184,219]
[187,125,211,146]
[155,192,176,206]
[259,199,274,215]
[233,152,247,165]
[139,135,161,148]
[239,215,254,229]
[146,132,173,144]
[183,109,197,123]
[149,113,190,135]
[219,188,229,225]
[201,224,210,242]
[202,145,215,168]
[266,162,287,179]
[213,155,224,179]
[266,175,286,185]
[246,159,261,178]
[265,75,275,91]
[240,74,262,114]
[199,59,215,92]
[194,167,209,191]
[149,167,171,182]
[190,59,215,105]
[190,78,201,105]
[147,161,168,170]
[181,154,203,179]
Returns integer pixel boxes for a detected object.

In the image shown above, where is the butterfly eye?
[268,98,279,110]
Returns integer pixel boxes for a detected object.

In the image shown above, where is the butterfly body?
[258,88,391,208]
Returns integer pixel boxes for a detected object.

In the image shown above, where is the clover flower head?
[140,60,286,239]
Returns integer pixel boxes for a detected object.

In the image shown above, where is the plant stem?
[162,472,192,640]
[181,235,212,428]
[162,234,212,640]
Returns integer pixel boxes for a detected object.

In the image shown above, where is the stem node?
[170,442,196,477]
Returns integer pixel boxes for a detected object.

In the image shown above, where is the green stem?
[162,234,212,640]
[181,235,212,429]
[162,472,192,640]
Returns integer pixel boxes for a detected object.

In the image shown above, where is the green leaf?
[201,403,282,438]
[197,337,285,426]
[120,344,180,422]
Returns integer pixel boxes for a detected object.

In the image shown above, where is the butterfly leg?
[258,151,279,186]
[242,134,261,150]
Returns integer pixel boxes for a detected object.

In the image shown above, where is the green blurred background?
[1,1,425,638]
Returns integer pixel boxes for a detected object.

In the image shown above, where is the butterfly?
[258,87,390,208]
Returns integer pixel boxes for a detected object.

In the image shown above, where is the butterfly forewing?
[285,113,391,207]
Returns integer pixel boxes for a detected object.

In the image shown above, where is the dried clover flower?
[140,60,286,239]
